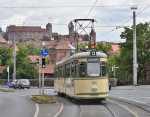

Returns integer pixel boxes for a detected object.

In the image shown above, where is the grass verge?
[0,89,15,92]
[31,95,56,104]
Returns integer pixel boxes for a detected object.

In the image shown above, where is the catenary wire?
[96,4,150,39]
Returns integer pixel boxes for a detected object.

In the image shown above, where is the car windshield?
[22,79,29,83]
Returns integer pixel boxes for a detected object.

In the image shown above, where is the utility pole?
[131,6,138,86]
[13,33,16,80]
[38,58,41,95]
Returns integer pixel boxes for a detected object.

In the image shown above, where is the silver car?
[14,79,30,89]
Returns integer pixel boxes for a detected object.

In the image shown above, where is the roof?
[0,66,5,73]
[8,44,19,51]
[50,38,72,49]
[28,55,40,63]
[0,33,7,43]
[109,44,119,52]
[7,25,43,32]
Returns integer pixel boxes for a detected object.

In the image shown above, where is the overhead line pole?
[131,7,138,86]
[13,33,16,80]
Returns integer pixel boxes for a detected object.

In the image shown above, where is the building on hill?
[6,23,58,42]
[49,37,75,64]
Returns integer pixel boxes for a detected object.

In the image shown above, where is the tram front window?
[87,63,100,77]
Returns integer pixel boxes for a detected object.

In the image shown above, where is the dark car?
[14,79,30,89]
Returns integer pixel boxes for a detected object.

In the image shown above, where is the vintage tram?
[54,49,109,100]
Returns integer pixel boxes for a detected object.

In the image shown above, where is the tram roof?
[55,51,107,66]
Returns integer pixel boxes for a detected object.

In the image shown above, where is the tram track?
[106,98,150,117]
[100,101,117,117]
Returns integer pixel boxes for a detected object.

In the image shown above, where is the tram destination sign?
[87,58,99,63]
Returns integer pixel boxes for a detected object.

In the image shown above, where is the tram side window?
[102,62,107,76]
[54,68,57,78]
[71,65,75,78]
[80,63,86,77]
[75,64,79,77]
[63,66,65,78]
[60,67,63,78]
[65,64,70,77]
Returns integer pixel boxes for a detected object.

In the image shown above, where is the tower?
[46,23,52,36]
[90,29,96,42]
[68,21,74,38]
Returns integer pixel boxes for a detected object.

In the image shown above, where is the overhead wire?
[96,4,150,39]
[0,4,149,8]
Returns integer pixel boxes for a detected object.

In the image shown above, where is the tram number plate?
[92,81,97,84]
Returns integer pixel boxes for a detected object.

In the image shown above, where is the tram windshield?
[87,63,100,77]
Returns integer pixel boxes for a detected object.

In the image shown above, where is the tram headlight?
[92,86,97,92]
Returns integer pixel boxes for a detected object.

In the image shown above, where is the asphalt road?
[0,91,35,117]
[1,85,150,117]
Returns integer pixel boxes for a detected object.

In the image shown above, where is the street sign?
[6,82,11,87]
[41,49,48,57]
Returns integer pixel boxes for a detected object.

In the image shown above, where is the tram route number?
[92,81,97,84]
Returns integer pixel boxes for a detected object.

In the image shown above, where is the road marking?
[107,99,139,117]
[54,103,63,117]
[111,96,150,106]
[34,104,39,117]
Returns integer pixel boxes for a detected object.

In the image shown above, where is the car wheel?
[28,87,30,89]
[19,86,21,89]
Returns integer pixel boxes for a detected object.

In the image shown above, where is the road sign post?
[40,49,48,96]
[7,66,9,82]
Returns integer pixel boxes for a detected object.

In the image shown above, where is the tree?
[1,44,38,79]
[82,34,89,41]
[15,45,38,79]
[78,44,85,50]
[95,43,110,56]
[43,36,51,41]
[17,43,40,55]
[120,22,150,83]
[0,46,13,66]
[18,38,24,43]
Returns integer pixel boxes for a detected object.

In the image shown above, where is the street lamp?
[131,6,138,86]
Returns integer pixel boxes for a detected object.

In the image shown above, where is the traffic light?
[42,58,45,68]
[36,58,41,65]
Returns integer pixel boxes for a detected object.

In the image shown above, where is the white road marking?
[111,96,150,106]
[54,103,63,117]
[107,99,139,117]
[34,103,39,117]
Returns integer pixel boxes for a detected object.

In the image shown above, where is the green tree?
[95,43,110,56]
[120,22,150,83]
[82,34,89,41]
[18,38,24,43]
[43,36,51,41]
[78,44,85,51]
[16,45,38,79]
[0,46,13,66]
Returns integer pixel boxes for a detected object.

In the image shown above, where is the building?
[49,37,75,64]
[0,33,7,46]
[6,23,53,42]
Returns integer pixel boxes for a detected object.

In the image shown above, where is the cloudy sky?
[0,0,150,42]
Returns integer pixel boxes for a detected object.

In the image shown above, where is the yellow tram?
[54,49,109,100]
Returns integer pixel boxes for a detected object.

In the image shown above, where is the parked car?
[14,79,30,89]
